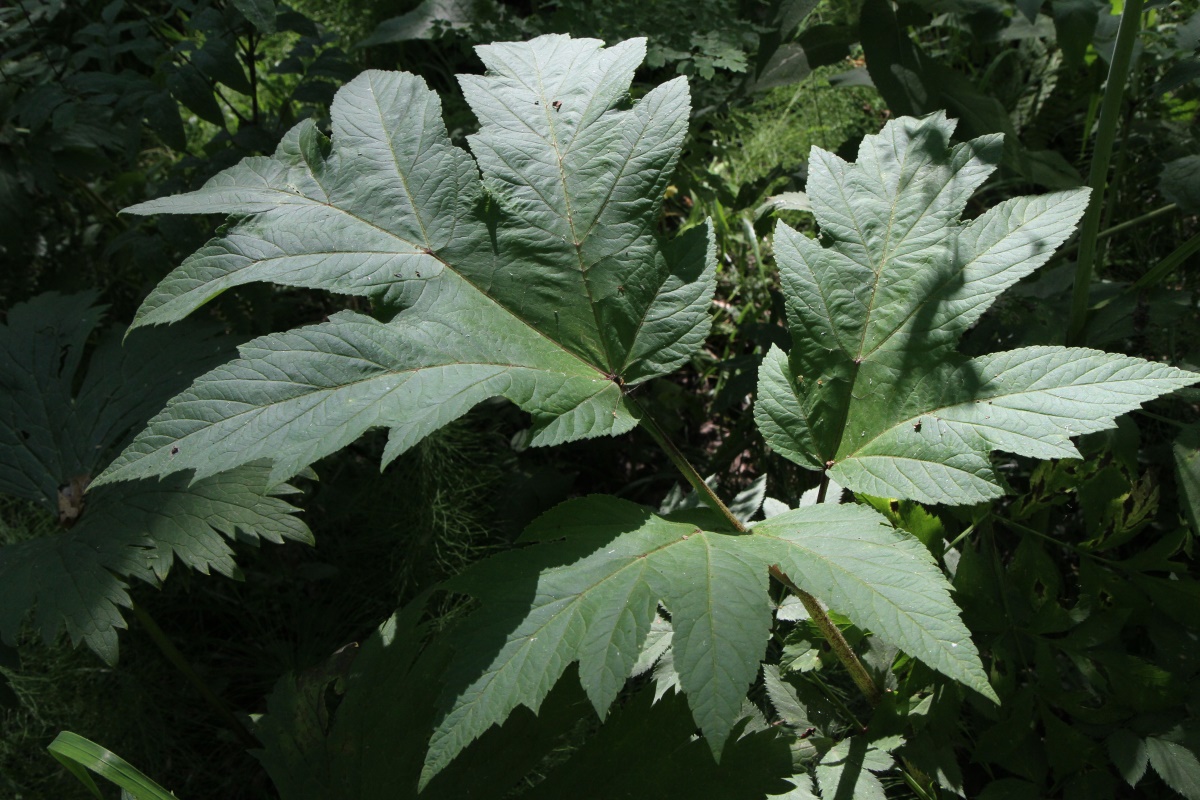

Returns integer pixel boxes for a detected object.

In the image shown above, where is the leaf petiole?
[631,396,884,706]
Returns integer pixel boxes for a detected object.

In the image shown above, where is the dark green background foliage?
[2,0,1200,798]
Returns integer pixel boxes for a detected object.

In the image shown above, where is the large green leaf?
[422,496,987,784]
[0,293,311,663]
[755,113,1199,505]
[94,35,715,488]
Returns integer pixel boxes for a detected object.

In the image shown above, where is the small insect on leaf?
[552,100,562,111]
[913,420,922,432]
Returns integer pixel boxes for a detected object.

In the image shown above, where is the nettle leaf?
[0,293,311,663]
[422,496,987,785]
[755,113,1200,505]
[94,35,716,488]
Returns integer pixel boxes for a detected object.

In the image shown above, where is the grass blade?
[48,731,177,800]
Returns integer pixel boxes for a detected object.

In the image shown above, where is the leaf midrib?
[446,526,708,720]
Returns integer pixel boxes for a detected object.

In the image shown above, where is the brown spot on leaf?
[57,474,91,527]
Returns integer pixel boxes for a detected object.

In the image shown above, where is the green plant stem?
[808,673,865,732]
[945,518,981,551]
[130,602,259,751]
[1057,203,1177,258]
[1067,0,1144,345]
[1134,408,1190,428]
[998,516,1118,566]
[901,764,937,800]
[793,589,883,706]
[1131,229,1200,290]
[632,399,883,707]
[634,404,744,530]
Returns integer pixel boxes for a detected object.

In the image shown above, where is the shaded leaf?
[0,464,309,665]
[1147,737,1200,800]
[360,0,485,47]
[0,293,310,663]
[423,496,773,782]
[814,735,898,800]
[423,496,990,783]
[1106,729,1148,787]
[230,0,276,33]
[524,689,795,800]
[1175,425,1200,535]
[1161,156,1200,214]
[1052,0,1104,66]
[257,596,791,799]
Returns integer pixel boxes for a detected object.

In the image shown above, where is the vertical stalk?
[1066,0,1145,345]
[635,407,743,529]
[632,399,883,706]
[246,31,260,126]
[815,472,830,505]
[131,603,259,750]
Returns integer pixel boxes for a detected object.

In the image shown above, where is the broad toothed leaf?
[0,293,310,663]
[755,112,1200,505]
[752,505,994,700]
[422,496,772,785]
[0,465,308,665]
[96,35,715,487]
[422,495,987,784]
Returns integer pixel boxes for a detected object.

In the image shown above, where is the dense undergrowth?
[2,0,1200,798]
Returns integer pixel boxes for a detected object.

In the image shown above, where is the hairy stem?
[778,575,883,707]
[1067,0,1144,345]
[632,399,883,706]
[634,404,743,530]
[131,602,259,750]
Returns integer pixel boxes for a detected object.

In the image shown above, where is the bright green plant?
[48,731,176,800]
[89,34,1198,796]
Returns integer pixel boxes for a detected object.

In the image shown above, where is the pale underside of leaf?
[106,36,715,485]
[831,347,1200,505]
[756,112,1198,505]
[95,290,629,487]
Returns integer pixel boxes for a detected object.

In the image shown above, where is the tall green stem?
[635,407,743,529]
[631,399,883,706]
[1067,0,1144,345]
[131,603,259,750]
